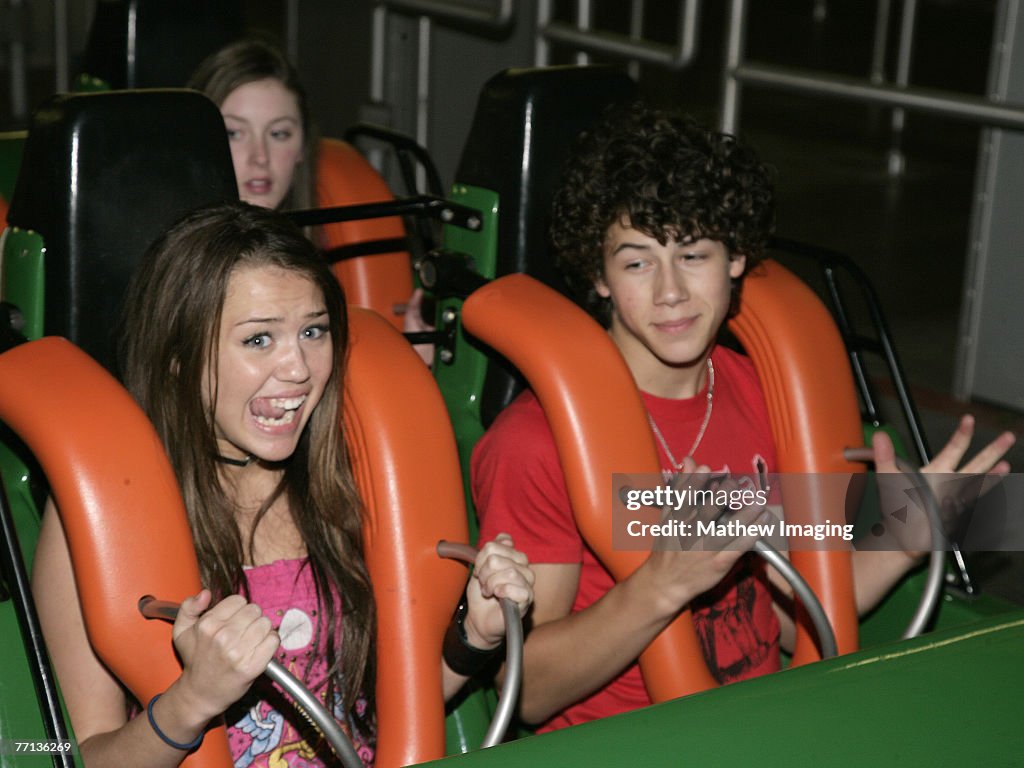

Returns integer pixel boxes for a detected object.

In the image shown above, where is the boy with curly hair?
[471,103,1013,732]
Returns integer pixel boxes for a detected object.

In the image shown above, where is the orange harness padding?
[462,264,861,700]
[0,320,468,768]
[317,139,414,332]
[343,307,468,767]
[728,259,861,664]
[462,275,718,700]
[0,338,232,768]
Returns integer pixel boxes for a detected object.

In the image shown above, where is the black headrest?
[7,89,237,370]
[82,0,244,88]
[454,66,638,426]
[456,65,638,292]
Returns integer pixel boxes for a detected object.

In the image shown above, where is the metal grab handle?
[843,448,946,639]
[436,540,524,749]
[138,598,364,768]
[753,539,838,659]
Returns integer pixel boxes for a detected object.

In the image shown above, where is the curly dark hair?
[551,104,775,326]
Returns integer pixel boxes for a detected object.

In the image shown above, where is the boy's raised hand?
[868,415,1015,556]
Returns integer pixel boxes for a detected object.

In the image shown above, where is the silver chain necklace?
[646,357,715,471]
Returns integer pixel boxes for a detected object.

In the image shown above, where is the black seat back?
[7,90,238,370]
[456,65,638,294]
[453,66,638,425]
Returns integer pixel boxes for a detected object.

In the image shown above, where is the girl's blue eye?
[271,129,294,141]
[303,324,329,340]
[243,333,271,348]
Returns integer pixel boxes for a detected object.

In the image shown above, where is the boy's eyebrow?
[609,241,650,254]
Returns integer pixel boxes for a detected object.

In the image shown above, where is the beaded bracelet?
[147,693,204,751]
[442,594,502,677]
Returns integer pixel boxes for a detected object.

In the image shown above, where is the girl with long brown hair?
[33,202,532,767]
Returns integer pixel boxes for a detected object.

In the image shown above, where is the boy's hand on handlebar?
[641,459,768,616]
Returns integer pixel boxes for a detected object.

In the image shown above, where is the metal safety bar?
[285,195,482,233]
[722,0,1024,136]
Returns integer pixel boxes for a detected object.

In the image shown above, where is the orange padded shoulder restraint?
[343,306,468,767]
[317,139,414,332]
[462,275,718,700]
[1,319,469,767]
[462,264,861,699]
[0,338,232,768]
[728,259,861,664]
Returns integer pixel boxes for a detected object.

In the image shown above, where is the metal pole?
[870,0,893,84]
[888,0,920,176]
[125,0,138,88]
[954,0,1018,401]
[576,0,592,66]
[535,0,552,66]
[8,0,28,122]
[416,15,431,192]
[285,0,300,65]
[53,0,69,93]
[628,0,646,80]
[721,0,748,135]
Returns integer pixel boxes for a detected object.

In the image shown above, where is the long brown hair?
[118,201,375,731]
[189,37,319,212]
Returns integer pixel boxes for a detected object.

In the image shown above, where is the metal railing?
[381,0,514,30]
[721,0,1024,136]
[535,0,702,70]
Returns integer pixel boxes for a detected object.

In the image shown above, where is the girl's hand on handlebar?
[463,533,535,650]
[171,591,280,721]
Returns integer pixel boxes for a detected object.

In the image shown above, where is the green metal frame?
[433,184,501,544]
[2,227,46,341]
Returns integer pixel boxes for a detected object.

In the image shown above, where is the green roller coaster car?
[1,69,1022,768]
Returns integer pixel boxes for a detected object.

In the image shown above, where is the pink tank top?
[226,558,374,767]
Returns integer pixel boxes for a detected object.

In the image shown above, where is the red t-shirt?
[472,345,781,732]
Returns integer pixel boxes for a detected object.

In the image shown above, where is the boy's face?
[595,218,745,393]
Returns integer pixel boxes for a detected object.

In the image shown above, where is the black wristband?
[147,693,204,751]
[442,594,501,677]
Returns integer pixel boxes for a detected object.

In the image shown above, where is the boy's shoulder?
[473,389,555,465]
[713,344,762,390]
